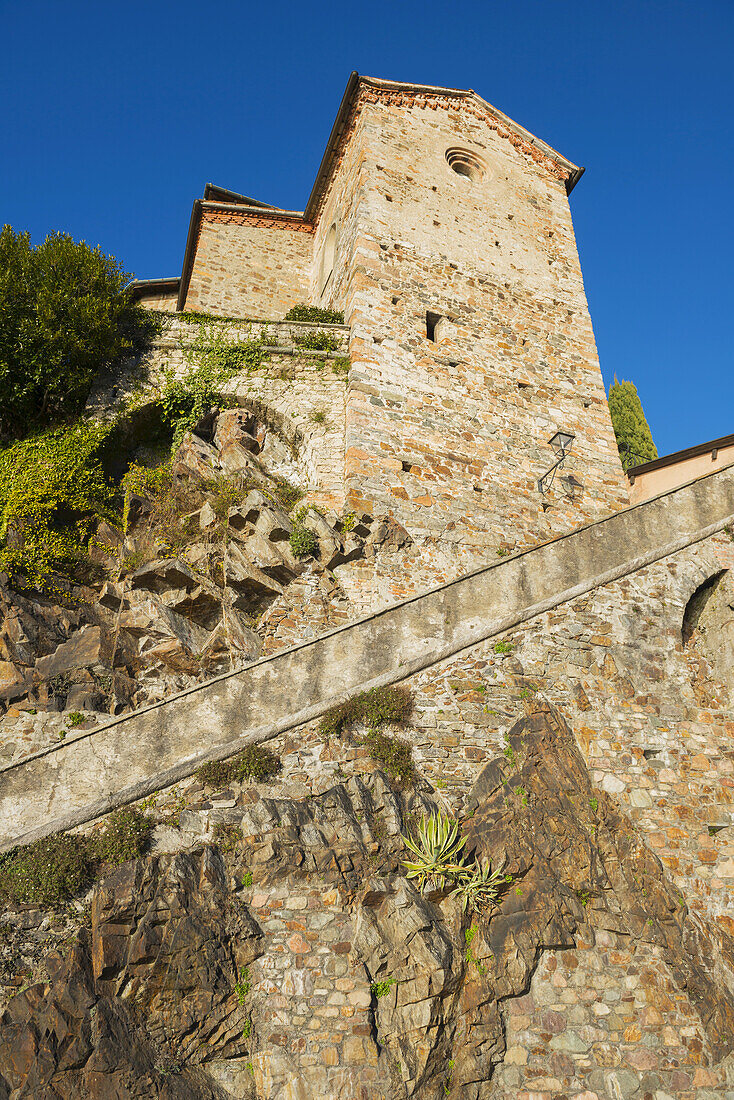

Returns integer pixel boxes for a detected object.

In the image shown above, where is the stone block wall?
[136,289,179,312]
[184,208,314,320]
[312,90,629,578]
[89,316,350,510]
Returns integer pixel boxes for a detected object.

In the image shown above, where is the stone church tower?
[137,74,629,567]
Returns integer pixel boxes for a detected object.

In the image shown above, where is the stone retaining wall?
[1,462,733,854]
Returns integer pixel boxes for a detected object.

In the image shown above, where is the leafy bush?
[284,305,344,324]
[0,808,152,908]
[88,807,153,865]
[0,419,116,590]
[0,225,143,439]
[289,524,317,558]
[196,744,281,787]
[364,729,415,787]
[293,330,340,352]
[319,686,416,786]
[320,685,413,740]
[0,834,91,907]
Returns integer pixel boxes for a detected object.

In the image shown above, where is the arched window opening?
[320,223,337,296]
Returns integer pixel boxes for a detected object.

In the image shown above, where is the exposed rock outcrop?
[2,705,731,1098]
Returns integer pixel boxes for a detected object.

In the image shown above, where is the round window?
[445,147,487,184]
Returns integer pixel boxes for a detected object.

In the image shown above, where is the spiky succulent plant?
[450,859,506,913]
[401,812,468,892]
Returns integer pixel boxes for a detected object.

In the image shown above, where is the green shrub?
[284,305,344,324]
[0,808,152,907]
[88,807,153,865]
[289,524,317,558]
[66,712,85,728]
[364,729,416,787]
[319,686,416,786]
[196,744,281,788]
[332,356,350,374]
[0,419,117,591]
[293,330,340,352]
[0,225,143,439]
[320,685,413,740]
[0,834,91,907]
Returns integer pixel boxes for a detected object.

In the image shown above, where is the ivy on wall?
[0,420,117,591]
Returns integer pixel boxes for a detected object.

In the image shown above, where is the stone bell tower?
[306,76,629,570]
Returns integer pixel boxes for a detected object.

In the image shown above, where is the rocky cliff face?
[2,705,732,1098]
[0,404,409,760]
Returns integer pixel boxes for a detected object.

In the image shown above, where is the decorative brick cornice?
[304,75,580,226]
[200,202,313,233]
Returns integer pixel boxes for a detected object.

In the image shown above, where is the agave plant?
[450,859,506,913]
[401,812,468,892]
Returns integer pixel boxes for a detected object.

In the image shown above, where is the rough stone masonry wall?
[184,209,314,320]
[90,315,349,510]
[383,529,734,944]
[241,527,734,1098]
[327,95,629,589]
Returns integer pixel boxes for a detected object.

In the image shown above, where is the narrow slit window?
[426,311,441,341]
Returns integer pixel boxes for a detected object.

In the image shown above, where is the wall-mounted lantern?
[538,431,576,495]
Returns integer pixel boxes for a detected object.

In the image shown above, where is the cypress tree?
[608,377,658,467]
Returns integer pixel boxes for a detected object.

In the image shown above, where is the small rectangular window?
[426,311,441,341]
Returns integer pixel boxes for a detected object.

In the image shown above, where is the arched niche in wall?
[682,568,734,699]
[319,223,337,298]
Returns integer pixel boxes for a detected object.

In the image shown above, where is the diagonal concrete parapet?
[2,464,734,853]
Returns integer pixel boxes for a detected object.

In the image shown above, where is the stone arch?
[682,569,728,646]
[220,395,305,489]
[682,568,734,701]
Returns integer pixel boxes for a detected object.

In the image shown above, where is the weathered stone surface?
[0,848,254,1098]
[3,462,733,852]
[34,625,109,679]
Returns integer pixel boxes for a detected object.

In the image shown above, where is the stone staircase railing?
[1,463,733,852]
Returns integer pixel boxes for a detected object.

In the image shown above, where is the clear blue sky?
[2,0,732,456]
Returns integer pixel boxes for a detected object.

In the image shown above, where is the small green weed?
[65,711,85,728]
[370,977,396,997]
[235,970,251,1004]
[493,640,514,655]
[214,823,241,852]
